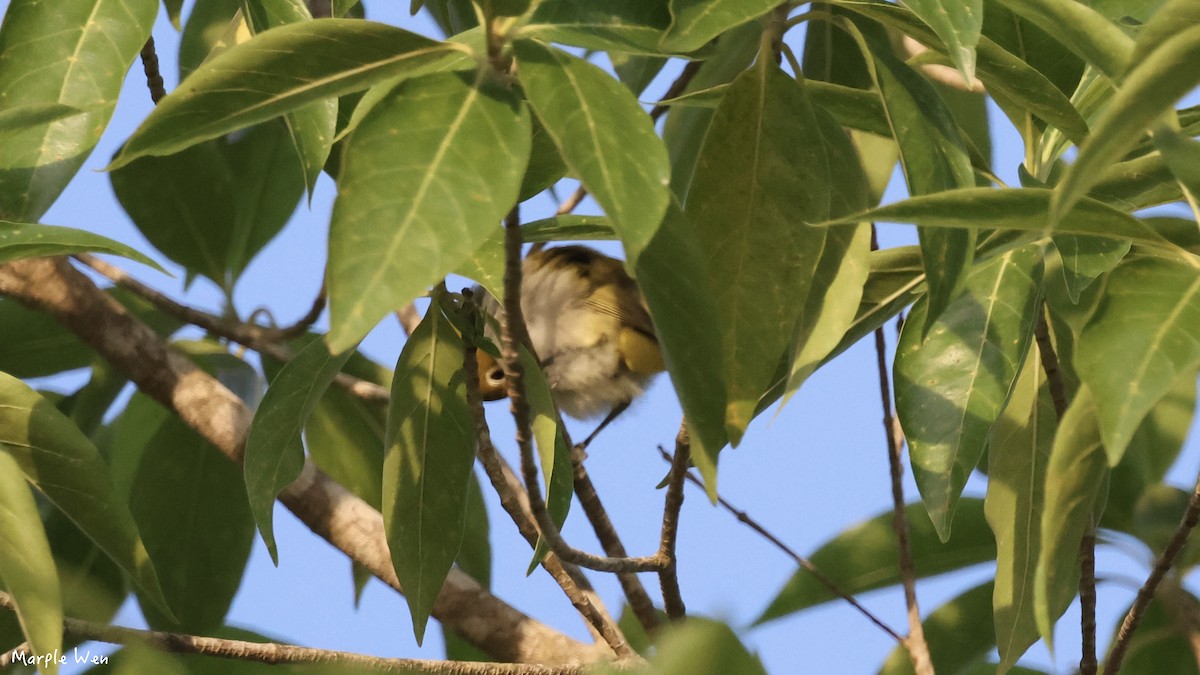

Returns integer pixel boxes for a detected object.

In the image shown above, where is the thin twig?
[657,423,690,620]
[498,209,665,575]
[569,444,663,634]
[0,257,595,663]
[0,642,28,668]
[0,591,581,675]
[1035,305,1097,673]
[396,302,423,336]
[1079,522,1098,675]
[139,37,166,104]
[870,231,933,674]
[648,60,704,120]
[656,448,904,642]
[72,254,389,403]
[462,293,634,659]
[1105,470,1200,673]
[275,282,327,340]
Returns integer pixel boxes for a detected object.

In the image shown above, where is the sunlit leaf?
[0,451,62,675]
[1051,23,1200,222]
[514,39,670,268]
[904,0,982,82]
[111,20,467,168]
[0,221,162,271]
[0,0,157,221]
[0,373,168,616]
[988,0,1132,80]
[820,188,1172,252]
[1034,387,1107,649]
[521,0,673,55]
[896,244,1043,540]
[1075,253,1200,464]
[327,71,530,352]
[660,0,777,53]
[984,349,1056,672]
[688,61,867,443]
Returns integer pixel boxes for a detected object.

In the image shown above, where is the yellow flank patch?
[619,328,665,375]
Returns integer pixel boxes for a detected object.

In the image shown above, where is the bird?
[473,245,664,441]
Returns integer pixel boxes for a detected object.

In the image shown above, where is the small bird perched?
[474,245,664,424]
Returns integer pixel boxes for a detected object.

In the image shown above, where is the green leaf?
[0,220,162,270]
[518,116,568,202]
[116,394,255,634]
[636,201,728,497]
[442,472,492,663]
[524,215,615,242]
[756,500,996,624]
[111,20,467,168]
[520,346,572,572]
[0,287,182,380]
[859,30,976,331]
[1088,151,1186,211]
[1103,373,1197,535]
[326,71,530,352]
[1130,0,1200,70]
[243,0,337,196]
[662,21,760,201]
[782,224,871,399]
[303,352,389,510]
[895,244,1043,540]
[383,303,476,644]
[660,0,777,53]
[110,121,304,292]
[1153,126,1200,205]
[687,61,868,444]
[1051,24,1200,222]
[0,103,84,133]
[515,40,670,269]
[164,0,185,28]
[0,373,168,616]
[988,0,1132,80]
[648,618,767,675]
[1034,387,1107,649]
[841,0,1089,144]
[245,338,355,564]
[984,349,1056,673]
[0,0,157,221]
[1075,253,1200,464]
[878,581,995,675]
[0,451,62,675]
[521,0,673,55]
[1051,235,1129,303]
[904,0,982,82]
[819,187,1174,251]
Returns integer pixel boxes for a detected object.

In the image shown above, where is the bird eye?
[487,367,505,382]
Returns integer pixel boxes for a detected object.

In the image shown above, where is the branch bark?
[0,257,602,666]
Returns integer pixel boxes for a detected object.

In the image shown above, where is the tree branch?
[872,309,932,674]
[0,257,601,665]
[461,309,635,660]
[1036,305,1097,674]
[1105,469,1200,673]
[139,37,166,104]
[496,212,665,575]
[656,423,690,620]
[0,591,582,675]
[73,253,389,404]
